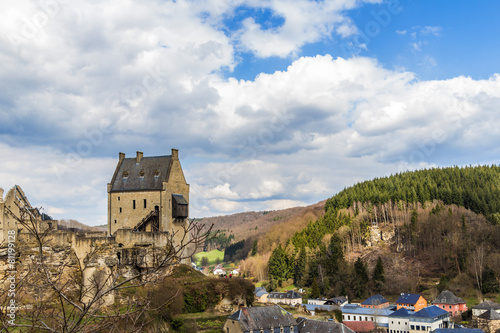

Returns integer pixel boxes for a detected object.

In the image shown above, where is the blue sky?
[1,0,500,225]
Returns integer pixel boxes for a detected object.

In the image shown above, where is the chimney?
[136,151,143,163]
[119,152,125,162]
[171,148,179,160]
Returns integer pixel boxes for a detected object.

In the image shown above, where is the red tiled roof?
[343,321,376,333]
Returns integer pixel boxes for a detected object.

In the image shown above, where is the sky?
[1,0,500,226]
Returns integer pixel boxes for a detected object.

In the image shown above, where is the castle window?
[133,200,136,209]
[119,207,122,213]
[118,196,120,201]
[114,220,117,224]
[144,199,147,209]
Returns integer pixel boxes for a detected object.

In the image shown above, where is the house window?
[144,199,147,209]
[411,326,414,330]
[449,306,451,309]
[133,200,136,209]
[416,326,420,330]
[365,317,368,321]
[348,316,350,320]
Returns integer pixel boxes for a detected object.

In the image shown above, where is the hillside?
[199,200,326,250]
[241,166,500,302]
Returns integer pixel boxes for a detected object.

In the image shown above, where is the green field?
[193,249,225,266]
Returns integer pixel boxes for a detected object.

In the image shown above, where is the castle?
[107,149,189,240]
[0,149,192,304]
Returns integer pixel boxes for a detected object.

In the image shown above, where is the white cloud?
[1,1,500,223]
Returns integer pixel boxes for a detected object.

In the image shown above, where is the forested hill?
[325,165,500,222]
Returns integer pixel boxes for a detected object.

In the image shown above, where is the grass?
[193,249,225,266]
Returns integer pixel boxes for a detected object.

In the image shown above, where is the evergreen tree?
[310,279,320,299]
[268,244,292,284]
[481,265,500,294]
[294,247,307,286]
[251,239,258,256]
[372,256,385,285]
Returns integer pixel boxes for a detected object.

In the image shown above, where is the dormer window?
[122,171,128,179]
[154,170,160,177]
[139,170,145,178]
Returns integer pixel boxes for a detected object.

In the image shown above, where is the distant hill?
[57,219,107,232]
[198,200,326,253]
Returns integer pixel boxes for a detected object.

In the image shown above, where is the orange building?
[397,293,427,312]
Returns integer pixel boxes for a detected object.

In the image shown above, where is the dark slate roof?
[227,305,297,331]
[473,301,500,311]
[268,290,302,299]
[433,290,466,305]
[299,319,355,333]
[397,293,423,305]
[343,321,376,333]
[478,309,500,320]
[362,295,389,306]
[413,306,449,319]
[110,155,171,192]
[435,329,485,333]
[326,296,348,305]
[172,194,188,204]
[389,307,412,318]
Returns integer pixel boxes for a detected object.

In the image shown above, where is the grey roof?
[298,319,355,333]
[304,304,339,312]
[435,329,485,333]
[342,304,394,316]
[268,290,302,299]
[473,301,500,311]
[326,296,348,305]
[433,291,466,305]
[227,305,297,331]
[256,290,269,297]
[478,309,500,320]
[172,193,188,205]
[110,155,171,192]
[362,294,389,306]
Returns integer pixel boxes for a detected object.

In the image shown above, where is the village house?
[434,329,485,333]
[472,301,500,318]
[255,287,269,303]
[397,293,428,312]
[432,290,468,317]
[342,303,394,331]
[362,295,390,309]
[325,296,349,306]
[388,305,452,333]
[223,305,298,333]
[267,291,303,306]
[389,307,412,333]
[307,298,327,306]
[304,303,340,316]
[408,305,452,333]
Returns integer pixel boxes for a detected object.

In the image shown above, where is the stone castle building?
[107,149,189,240]
[1,149,192,305]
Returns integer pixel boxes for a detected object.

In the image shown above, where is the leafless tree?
[1,204,213,333]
